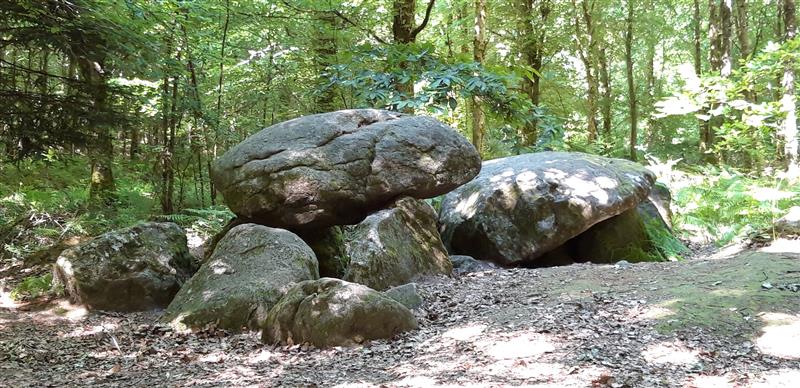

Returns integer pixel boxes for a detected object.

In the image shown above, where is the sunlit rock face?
[438,152,655,266]
[211,109,481,230]
[53,222,196,312]
[162,224,318,332]
[343,197,452,290]
[261,278,417,348]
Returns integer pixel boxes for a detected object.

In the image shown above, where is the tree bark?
[314,12,338,112]
[625,0,637,161]
[701,0,722,161]
[735,0,751,62]
[471,0,487,154]
[720,0,734,77]
[781,0,798,178]
[517,0,551,145]
[574,0,599,143]
[77,57,115,206]
[391,0,436,111]
[598,46,612,138]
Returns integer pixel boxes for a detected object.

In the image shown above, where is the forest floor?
[2,240,800,387]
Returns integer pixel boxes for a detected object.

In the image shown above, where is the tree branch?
[331,10,388,45]
[411,0,436,40]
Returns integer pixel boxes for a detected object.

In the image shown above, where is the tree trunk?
[471,0,487,154]
[391,0,436,111]
[625,0,637,161]
[702,0,722,160]
[598,46,612,138]
[781,0,798,178]
[77,58,115,206]
[211,0,230,205]
[720,0,733,77]
[393,0,417,108]
[518,0,551,145]
[314,12,338,112]
[735,0,751,62]
[575,0,599,143]
[693,0,702,75]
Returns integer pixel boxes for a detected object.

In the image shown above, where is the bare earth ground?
[2,240,800,387]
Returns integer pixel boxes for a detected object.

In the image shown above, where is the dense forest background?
[1,0,799,261]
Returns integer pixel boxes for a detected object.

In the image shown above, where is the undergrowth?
[671,165,799,246]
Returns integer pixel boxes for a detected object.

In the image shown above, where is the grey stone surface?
[383,283,423,310]
[211,109,481,229]
[439,152,655,266]
[261,278,418,347]
[53,222,196,312]
[162,224,318,332]
[344,197,452,290]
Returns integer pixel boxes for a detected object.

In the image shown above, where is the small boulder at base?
[211,109,481,229]
[383,283,423,310]
[344,197,452,290]
[162,224,318,332]
[261,278,418,348]
[775,206,800,235]
[53,222,196,312]
[450,255,497,274]
[439,151,655,266]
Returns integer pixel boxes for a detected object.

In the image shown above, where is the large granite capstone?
[211,109,481,229]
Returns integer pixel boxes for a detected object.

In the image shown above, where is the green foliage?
[643,218,689,261]
[672,166,799,245]
[10,273,53,300]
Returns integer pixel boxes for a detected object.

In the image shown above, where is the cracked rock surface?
[162,224,318,332]
[211,109,481,229]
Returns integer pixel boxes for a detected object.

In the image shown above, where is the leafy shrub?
[11,273,53,300]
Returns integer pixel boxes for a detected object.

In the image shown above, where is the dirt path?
[2,241,800,387]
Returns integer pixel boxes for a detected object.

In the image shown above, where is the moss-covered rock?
[571,208,658,263]
[53,222,196,311]
[162,224,318,332]
[261,278,417,347]
[344,197,452,290]
[295,226,349,278]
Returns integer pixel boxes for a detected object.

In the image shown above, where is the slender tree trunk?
[314,12,338,112]
[735,0,751,62]
[781,0,798,178]
[210,0,230,205]
[693,0,702,76]
[702,0,722,161]
[77,57,115,206]
[598,46,612,138]
[471,0,487,154]
[393,0,417,108]
[575,0,599,143]
[518,0,551,145]
[720,0,733,77]
[625,0,637,161]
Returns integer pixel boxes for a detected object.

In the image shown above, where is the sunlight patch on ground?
[641,340,699,365]
[441,324,486,341]
[65,323,118,338]
[0,288,20,309]
[751,368,800,387]
[626,304,675,321]
[245,349,275,364]
[759,238,800,254]
[685,374,736,388]
[478,332,556,360]
[756,313,800,359]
